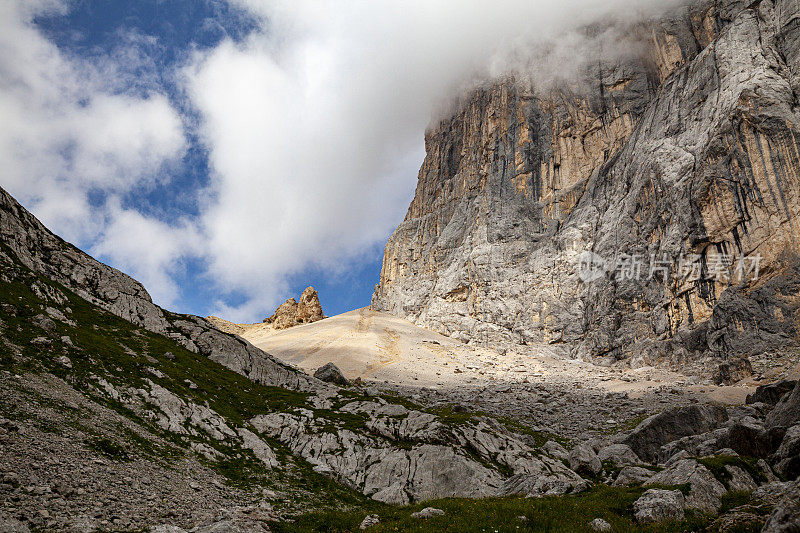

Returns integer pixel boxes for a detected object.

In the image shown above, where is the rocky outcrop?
[372,0,800,374]
[250,403,588,505]
[623,405,728,463]
[263,287,324,330]
[766,381,800,429]
[633,489,686,524]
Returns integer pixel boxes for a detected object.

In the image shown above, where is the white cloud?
[0,0,190,306]
[186,0,689,320]
[91,201,202,306]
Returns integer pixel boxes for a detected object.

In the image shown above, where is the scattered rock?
[56,356,72,369]
[753,482,796,507]
[359,514,380,529]
[633,489,685,524]
[644,459,726,514]
[597,444,639,467]
[624,405,728,463]
[314,362,349,387]
[612,466,655,487]
[568,443,601,476]
[589,518,612,531]
[411,507,445,519]
[543,440,569,462]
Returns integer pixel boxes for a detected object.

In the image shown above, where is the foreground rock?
[250,403,588,505]
[568,443,602,476]
[589,518,612,532]
[644,459,726,514]
[359,514,380,530]
[761,481,800,533]
[766,381,800,429]
[411,508,445,519]
[623,405,728,463]
[633,490,685,524]
[314,362,349,387]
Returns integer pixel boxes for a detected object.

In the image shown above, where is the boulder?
[767,382,800,429]
[754,482,797,507]
[709,510,766,532]
[747,380,798,406]
[411,508,445,519]
[543,440,569,462]
[644,459,727,514]
[624,405,728,463]
[613,466,656,487]
[713,357,753,385]
[727,419,786,458]
[761,481,800,533]
[597,444,640,467]
[314,362,349,387]
[588,518,612,531]
[359,514,380,530]
[568,443,602,476]
[633,489,685,524]
[773,425,800,480]
[723,465,757,492]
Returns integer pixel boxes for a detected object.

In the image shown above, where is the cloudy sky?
[1,0,685,322]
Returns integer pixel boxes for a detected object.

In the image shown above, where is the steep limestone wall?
[373,0,800,375]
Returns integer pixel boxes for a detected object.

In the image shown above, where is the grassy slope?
[0,244,374,512]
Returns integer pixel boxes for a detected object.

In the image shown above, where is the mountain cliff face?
[373,0,800,375]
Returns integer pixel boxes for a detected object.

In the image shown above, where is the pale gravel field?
[204,307,800,439]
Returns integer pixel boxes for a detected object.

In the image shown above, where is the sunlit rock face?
[373,0,800,374]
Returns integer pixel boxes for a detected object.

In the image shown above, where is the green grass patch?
[271,485,714,532]
[87,437,131,461]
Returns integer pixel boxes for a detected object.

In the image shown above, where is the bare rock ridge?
[263,287,324,330]
[0,185,314,392]
[372,0,800,375]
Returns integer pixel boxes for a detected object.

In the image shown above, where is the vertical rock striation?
[373,0,800,374]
